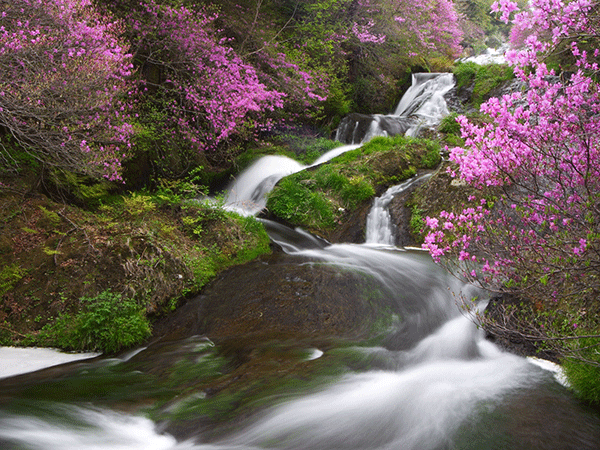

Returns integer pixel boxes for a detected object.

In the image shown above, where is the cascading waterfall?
[223,145,360,215]
[2,74,600,450]
[365,173,431,245]
[335,72,455,144]
[225,72,453,215]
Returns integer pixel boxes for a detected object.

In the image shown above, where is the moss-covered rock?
[0,187,271,352]
[265,135,441,242]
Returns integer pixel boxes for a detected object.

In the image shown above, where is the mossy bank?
[0,183,271,353]
[265,135,442,242]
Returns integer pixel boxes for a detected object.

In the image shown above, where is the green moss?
[266,135,440,233]
[0,264,25,296]
[267,175,337,230]
[453,62,514,107]
[32,290,151,354]
[49,169,115,209]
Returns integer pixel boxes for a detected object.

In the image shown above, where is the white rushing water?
[223,145,361,215]
[1,72,594,450]
[0,245,554,450]
[0,347,99,379]
[225,72,454,215]
[460,45,508,65]
[365,174,432,245]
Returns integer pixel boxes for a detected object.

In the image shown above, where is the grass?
[453,61,514,107]
[0,182,271,351]
[266,135,441,233]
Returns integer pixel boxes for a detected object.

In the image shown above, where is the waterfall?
[336,73,455,144]
[224,72,455,216]
[2,72,598,450]
[223,144,360,216]
[365,174,431,246]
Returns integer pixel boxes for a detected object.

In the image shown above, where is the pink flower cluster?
[125,0,285,153]
[423,0,600,296]
[0,0,134,181]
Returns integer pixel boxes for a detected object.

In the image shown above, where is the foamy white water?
[223,145,360,216]
[0,347,99,379]
[365,174,432,245]
[461,45,508,65]
[0,405,190,450]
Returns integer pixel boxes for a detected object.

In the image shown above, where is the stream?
[1,73,600,449]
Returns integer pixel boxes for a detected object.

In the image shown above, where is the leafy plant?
[37,290,151,354]
[123,193,156,217]
[0,264,25,296]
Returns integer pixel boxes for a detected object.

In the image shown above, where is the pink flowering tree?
[0,0,134,181]
[423,0,600,370]
[108,0,285,166]
[386,0,463,63]
[214,0,464,119]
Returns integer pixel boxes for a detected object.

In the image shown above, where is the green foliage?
[38,206,61,229]
[123,192,156,217]
[231,214,272,263]
[341,177,376,208]
[472,64,514,106]
[273,135,344,165]
[49,169,115,209]
[152,167,209,207]
[419,141,443,168]
[178,204,271,292]
[267,175,337,229]
[409,204,425,239]
[0,264,25,296]
[563,343,600,404]
[438,112,461,135]
[453,62,514,107]
[36,290,151,354]
[125,98,206,186]
[453,61,480,90]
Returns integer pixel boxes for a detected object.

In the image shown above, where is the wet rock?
[153,251,387,348]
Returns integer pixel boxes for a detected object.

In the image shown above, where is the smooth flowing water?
[223,146,360,215]
[2,74,600,449]
[2,181,600,449]
[335,73,455,144]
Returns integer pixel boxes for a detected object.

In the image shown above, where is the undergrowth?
[266,135,440,232]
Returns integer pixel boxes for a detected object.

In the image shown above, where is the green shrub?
[409,204,425,238]
[452,62,514,106]
[420,141,442,168]
[472,64,514,106]
[38,290,151,354]
[0,264,25,296]
[562,339,600,404]
[438,112,461,135]
[453,61,479,90]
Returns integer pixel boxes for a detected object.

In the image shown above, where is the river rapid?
[1,73,600,450]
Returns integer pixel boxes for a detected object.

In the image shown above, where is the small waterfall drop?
[336,72,455,144]
[223,144,360,216]
[365,174,431,245]
[224,71,454,216]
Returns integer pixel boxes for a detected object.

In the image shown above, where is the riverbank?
[0,180,271,352]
